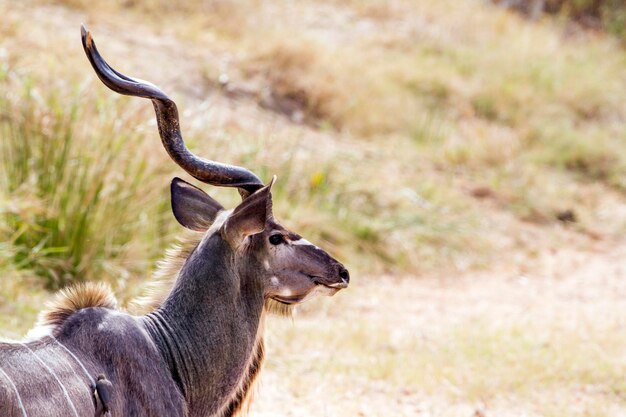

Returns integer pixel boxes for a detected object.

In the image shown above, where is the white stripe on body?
[50,336,95,388]
[44,349,95,416]
[0,365,28,417]
[19,343,80,417]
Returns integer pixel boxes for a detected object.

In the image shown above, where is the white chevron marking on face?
[291,238,315,247]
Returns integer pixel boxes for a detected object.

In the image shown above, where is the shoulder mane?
[129,210,231,315]
[128,230,204,314]
[34,282,117,331]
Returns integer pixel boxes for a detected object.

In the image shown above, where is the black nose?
[338,266,350,283]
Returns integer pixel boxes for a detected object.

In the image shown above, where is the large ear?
[223,177,275,247]
[171,177,225,231]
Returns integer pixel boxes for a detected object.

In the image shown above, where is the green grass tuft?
[0,70,171,289]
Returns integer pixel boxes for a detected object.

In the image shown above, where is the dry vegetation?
[1,0,626,415]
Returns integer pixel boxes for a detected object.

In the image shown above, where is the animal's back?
[0,338,95,417]
[0,282,186,417]
[0,352,28,417]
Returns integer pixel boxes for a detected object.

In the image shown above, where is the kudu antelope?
[0,26,349,417]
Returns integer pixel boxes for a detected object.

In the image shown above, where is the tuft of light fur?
[264,299,294,318]
[129,210,233,314]
[128,230,204,314]
[34,282,117,331]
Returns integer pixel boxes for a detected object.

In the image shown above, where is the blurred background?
[1,0,625,415]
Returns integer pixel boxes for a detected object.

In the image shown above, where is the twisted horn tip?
[80,24,94,51]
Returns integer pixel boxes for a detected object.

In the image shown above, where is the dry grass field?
[1,0,626,416]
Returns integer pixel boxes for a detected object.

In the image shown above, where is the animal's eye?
[269,234,285,245]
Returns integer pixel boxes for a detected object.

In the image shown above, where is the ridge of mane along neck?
[143,232,266,416]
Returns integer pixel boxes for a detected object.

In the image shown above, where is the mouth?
[323,281,349,289]
[271,277,348,305]
[310,276,349,290]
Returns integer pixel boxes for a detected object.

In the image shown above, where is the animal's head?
[171,177,349,305]
[81,26,349,306]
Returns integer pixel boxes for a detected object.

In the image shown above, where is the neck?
[143,233,265,416]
